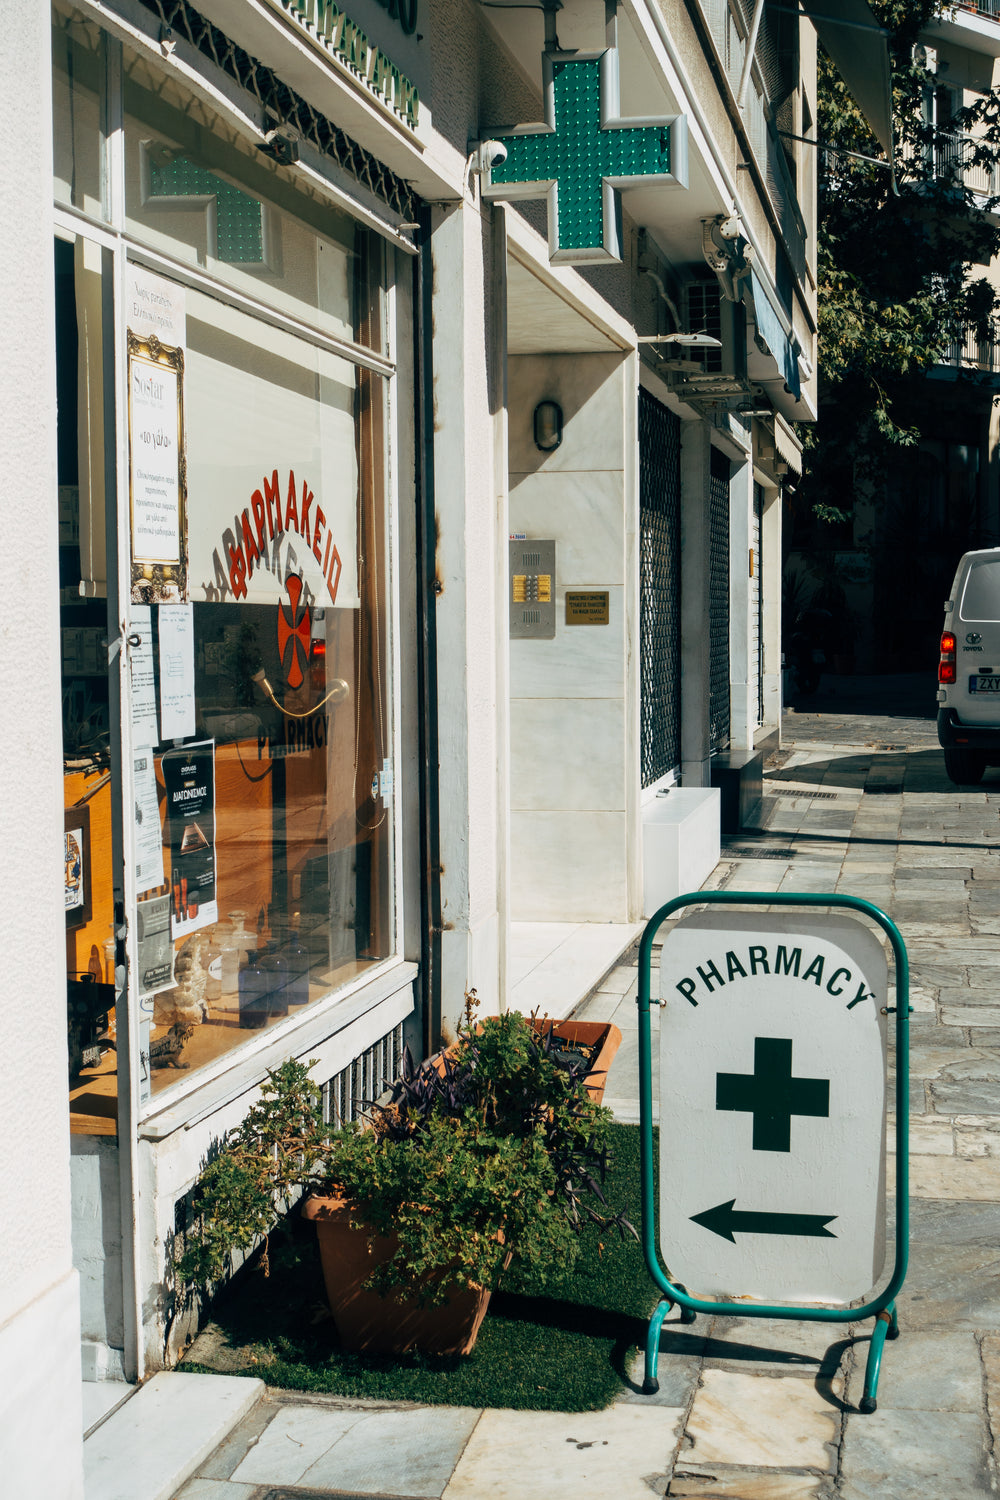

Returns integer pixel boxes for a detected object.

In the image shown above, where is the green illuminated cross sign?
[482,49,686,265]
[146,150,266,265]
[716,1037,830,1153]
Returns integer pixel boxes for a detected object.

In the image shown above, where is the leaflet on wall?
[158,603,196,741]
[126,266,187,604]
[161,741,218,939]
[130,604,159,748]
[135,749,166,894]
[136,893,175,996]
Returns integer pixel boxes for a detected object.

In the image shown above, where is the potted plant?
[177,997,633,1357]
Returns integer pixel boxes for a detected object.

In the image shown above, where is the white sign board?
[658,912,888,1305]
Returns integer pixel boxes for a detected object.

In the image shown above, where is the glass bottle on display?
[214,920,240,1011]
[285,912,310,1008]
[238,946,269,1030]
[259,922,289,1019]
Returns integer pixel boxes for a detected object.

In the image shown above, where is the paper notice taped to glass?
[158,603,196,740]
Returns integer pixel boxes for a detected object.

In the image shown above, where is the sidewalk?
[89,676,1000,1499]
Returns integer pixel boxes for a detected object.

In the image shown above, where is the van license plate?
[970,675,1000,692]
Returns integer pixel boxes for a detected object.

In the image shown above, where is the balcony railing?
[900,131,1000,197]
[952,0,1000,20]
[933,130,1000,196]
[939,324,1000,373]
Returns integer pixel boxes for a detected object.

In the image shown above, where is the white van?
[938,548,1000,784]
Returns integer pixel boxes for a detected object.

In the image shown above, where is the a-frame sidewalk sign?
[637,890,910,1414]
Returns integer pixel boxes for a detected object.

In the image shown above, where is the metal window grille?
[639,389,682,786]
[320,1022,405,1127]
[135,0,417,221]
[709,450,731,752]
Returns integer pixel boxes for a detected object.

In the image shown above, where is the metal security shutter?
[709,448,731,751]
[638,389,682,786]
[753,483,764,727]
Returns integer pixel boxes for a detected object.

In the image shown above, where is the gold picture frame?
[127,329,187,603]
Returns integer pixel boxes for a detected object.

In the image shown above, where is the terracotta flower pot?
[301,1194,492,1356]
[525,1017,623,1103]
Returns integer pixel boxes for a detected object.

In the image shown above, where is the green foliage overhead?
[805,0,1000,511]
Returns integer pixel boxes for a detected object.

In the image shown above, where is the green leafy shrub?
[177,998,633,1303]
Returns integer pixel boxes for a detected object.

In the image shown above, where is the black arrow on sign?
[690,1199,838,1243]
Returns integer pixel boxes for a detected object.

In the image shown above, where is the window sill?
[137,957,417,1141]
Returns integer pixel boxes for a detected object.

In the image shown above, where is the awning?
[746,269,802,400]
[798,0,895,161]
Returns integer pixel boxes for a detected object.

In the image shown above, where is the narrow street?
[581,671,1000,1497]
[123,674,1000,1500]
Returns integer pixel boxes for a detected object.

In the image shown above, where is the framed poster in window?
[128,330,187,603]
[65,804,92,930]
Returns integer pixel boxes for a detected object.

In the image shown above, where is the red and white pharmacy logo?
[277,573,311,689]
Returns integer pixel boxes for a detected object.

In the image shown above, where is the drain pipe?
[414,204,443,1054]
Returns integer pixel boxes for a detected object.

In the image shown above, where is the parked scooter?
[787,606,833,696]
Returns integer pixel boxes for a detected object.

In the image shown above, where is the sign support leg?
[859,1302,899,1413]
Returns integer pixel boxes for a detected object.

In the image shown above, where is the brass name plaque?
[565,591,609,625]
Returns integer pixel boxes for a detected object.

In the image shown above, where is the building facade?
[2,0,833,1491]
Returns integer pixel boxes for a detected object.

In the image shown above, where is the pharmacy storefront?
[53,0,423,1376]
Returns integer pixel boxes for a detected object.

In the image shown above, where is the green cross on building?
[482,49,686,265]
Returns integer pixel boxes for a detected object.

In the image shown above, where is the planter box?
[301,1194,492,1356]
[523,1017,622,1104]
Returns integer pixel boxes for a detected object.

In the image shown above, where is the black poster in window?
[161,740,218,939]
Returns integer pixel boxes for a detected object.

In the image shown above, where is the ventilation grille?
[320,1022,406,1127]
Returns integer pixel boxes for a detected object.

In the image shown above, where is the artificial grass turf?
[181,1121,659,1412]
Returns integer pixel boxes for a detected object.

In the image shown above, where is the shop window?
[134,278,394,1093]
[123,52,361,348]
[56,36,399,1119]
[52,7,104,221]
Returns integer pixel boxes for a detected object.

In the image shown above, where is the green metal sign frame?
[638,890,909,1414]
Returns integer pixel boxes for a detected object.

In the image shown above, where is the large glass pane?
[138,279,393,1094]
[123,49,360,347]
[52,6,104,220]
[58,236,119,1135]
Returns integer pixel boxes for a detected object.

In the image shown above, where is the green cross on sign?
[146,150,266,265]
[483,49,686,265]
[716,1037,830,1153]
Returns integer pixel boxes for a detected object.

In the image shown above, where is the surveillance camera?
[717,213,744,240]
[259,125,301,166]
[469,139,508,175]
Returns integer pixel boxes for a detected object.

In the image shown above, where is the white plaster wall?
[430,201,505,1039]
[508,354,631,922]
[0,8,84,1496]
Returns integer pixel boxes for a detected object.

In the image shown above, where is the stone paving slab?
[440,1405,686,1500]
[668,1472,831,1499]
[844,1331,983,1412]
[838,1407,992,1498]
[684,1370,839,1470]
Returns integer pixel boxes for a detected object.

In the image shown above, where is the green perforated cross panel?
[487,52,678,260]
[147,154,265,264]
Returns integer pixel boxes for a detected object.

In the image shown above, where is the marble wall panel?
[511,697,626,812]
[509,469,625,587]
[510,585,626,698]
[508,353,625,475]
[510,810,628,921]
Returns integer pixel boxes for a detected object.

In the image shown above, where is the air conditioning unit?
[681,278,747,383]
[912,43,937,73]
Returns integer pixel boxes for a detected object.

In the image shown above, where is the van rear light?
[939,632,957,684]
